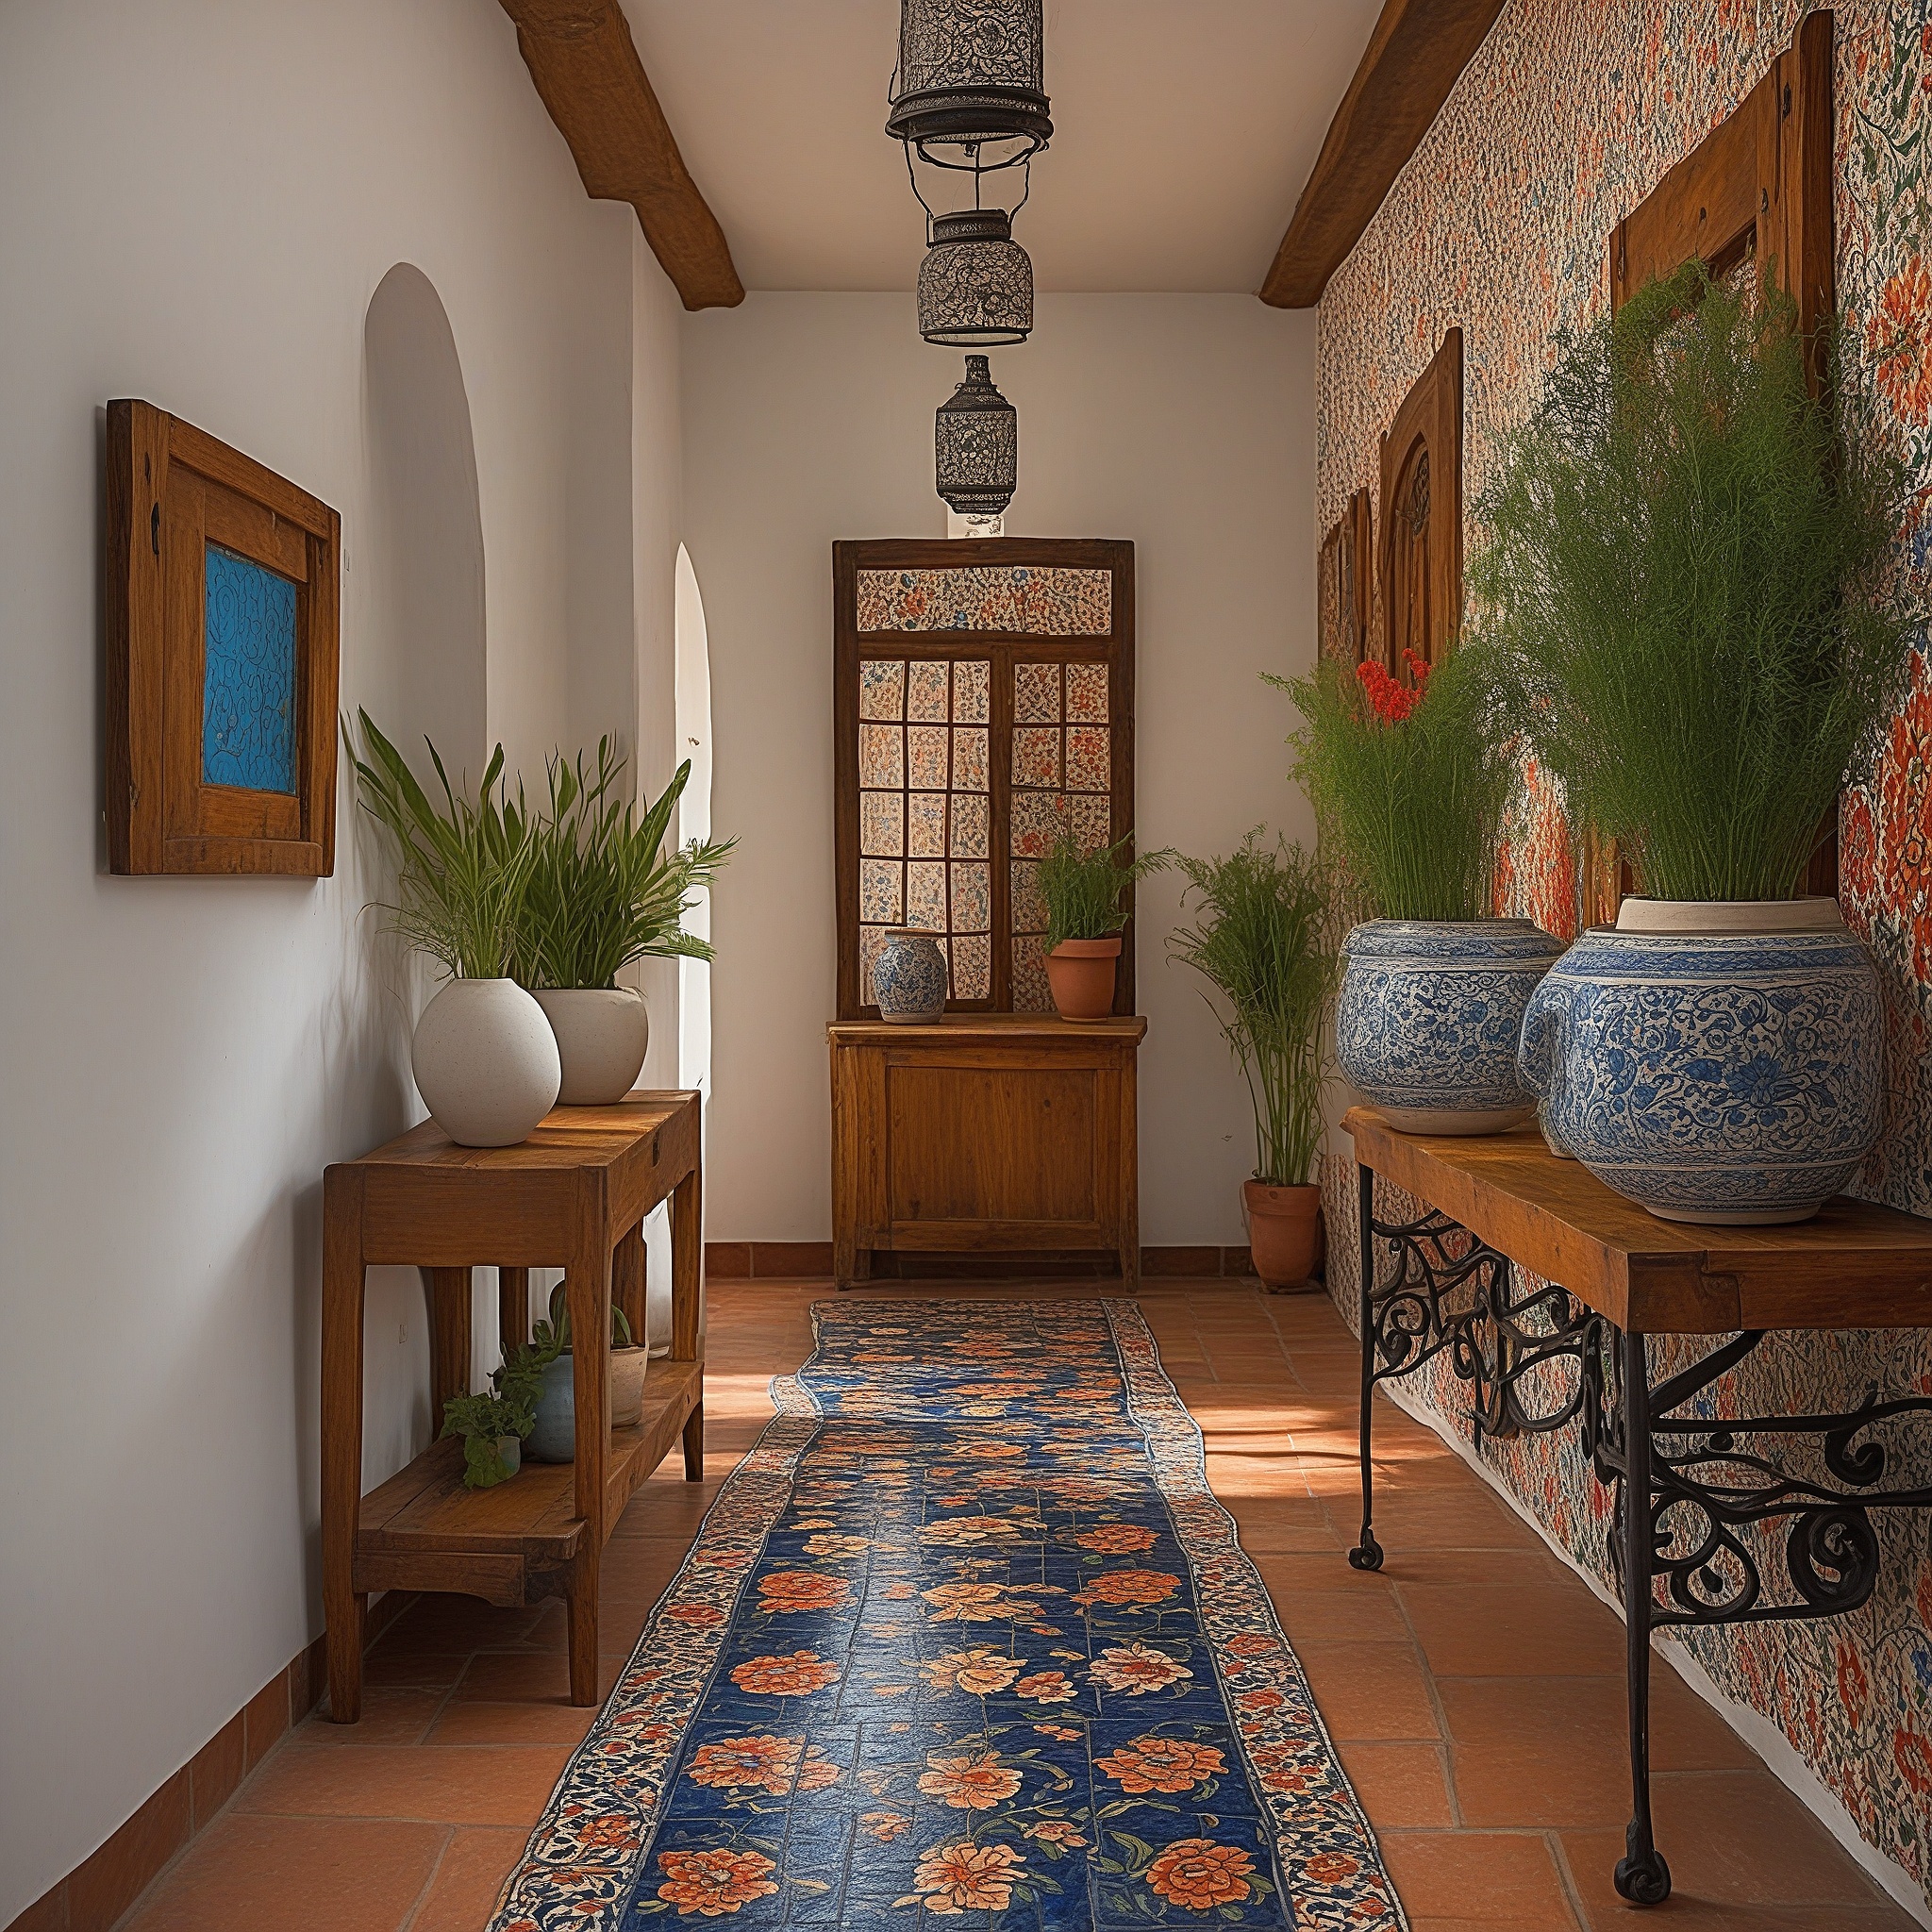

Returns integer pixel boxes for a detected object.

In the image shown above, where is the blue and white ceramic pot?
[1338,918,1565,1134]
[1517,898,1884,1225]
[873,927,947,1023]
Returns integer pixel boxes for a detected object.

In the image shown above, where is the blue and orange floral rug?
[490,1300,1405,1930]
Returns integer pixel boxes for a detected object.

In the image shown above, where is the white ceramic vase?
[411,977,561,1147]
[532,988,651,1105]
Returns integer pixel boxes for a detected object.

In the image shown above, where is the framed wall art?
[106,398,341,875]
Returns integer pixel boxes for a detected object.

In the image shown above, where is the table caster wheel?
[1614,1848,1671,1905]
[1348,1535,1384,1573]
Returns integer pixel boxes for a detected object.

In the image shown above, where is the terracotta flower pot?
[1244,1180,1323,1292]
[1045,936,1122,1021]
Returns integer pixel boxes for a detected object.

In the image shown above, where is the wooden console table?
[1344,1106,1932,1906]
[829,1014,1144,1290]
[322,1091,704,1720]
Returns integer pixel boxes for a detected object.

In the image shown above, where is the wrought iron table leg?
[1350,1163,1384,1572]
[1615,1326,1672,1906]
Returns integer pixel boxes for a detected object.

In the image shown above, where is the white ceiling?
[622,1,1381,294]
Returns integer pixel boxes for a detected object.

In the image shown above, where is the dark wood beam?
[1259,0,1506,309]
[500,0,744,311]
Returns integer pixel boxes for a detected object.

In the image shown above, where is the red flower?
[1356,648,1431,724]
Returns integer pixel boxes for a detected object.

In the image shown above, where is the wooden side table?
[1343,1107,1932,1906]
[828,1014,1145,1290]
[322,1091,704,1720]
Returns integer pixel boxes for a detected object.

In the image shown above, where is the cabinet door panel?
[885,1064,1098,1225]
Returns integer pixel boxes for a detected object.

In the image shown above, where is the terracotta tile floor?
[112,1282,1908,1932]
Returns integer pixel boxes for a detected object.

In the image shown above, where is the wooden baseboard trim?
[706,1242,1258,1281]
[6,1589,414,1932]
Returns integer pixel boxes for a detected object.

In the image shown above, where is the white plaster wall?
[681,293,1316,1245]
[0,1,679,1915]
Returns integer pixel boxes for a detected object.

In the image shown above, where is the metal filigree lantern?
[935,355,1017,518]
[918,208,1034,347]
[887,0,1051,172]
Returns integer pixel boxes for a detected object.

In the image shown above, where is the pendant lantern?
[918,208,1034,347]
[887,0,1051,174]
[935,354,1018,518]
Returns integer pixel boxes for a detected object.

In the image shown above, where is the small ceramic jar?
[873,928,948,1023]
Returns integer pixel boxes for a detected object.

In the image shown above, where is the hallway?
[99,1283,1904,1932]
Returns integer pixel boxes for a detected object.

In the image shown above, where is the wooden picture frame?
[1319,488,1373,664]
[1378,327,1463,678]
[106,399,341,875]
[833,538,1137,1021]
[1591,8,1836,921]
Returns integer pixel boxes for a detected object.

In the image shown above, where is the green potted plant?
[441,1373,537,1491]
[1167,832,1339,1290]
[1279,645,1559,1133]
[1036,830,1167,1020]
[1477,262,1920,1221]
[512,740,734,1106]
[520,1280,645,1462]
[345,711,558,1147]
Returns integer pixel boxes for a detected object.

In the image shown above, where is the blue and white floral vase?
[1518,898,1884,1224]
[873,927,948,1024]
[1338,918,1565,1134]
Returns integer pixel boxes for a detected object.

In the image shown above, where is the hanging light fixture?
[935,354,1017,521]
[918,208,1033,347]
[887,0,1051,175]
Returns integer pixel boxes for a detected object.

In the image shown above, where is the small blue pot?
[1338,919,1564,1134]
[526,1354,577,1463]
[874,927,947,1023]
[1518,905,1884,1224]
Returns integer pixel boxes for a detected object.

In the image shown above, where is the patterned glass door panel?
[858,657,993,1002]
[1008,659,1113,1010]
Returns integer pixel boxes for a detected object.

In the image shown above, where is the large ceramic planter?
[1337,919,1564,1134]
[874,928,947,1023]
[1518,897,1884,1225]
[533,987,650,1105]
[1046,936,1121,1021]
[411,978,561,1147]
[1244,1180,1322,1292]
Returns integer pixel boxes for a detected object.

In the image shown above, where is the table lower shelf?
[353,1357,703,1607]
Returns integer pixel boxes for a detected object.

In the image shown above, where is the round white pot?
[610,1345,648,1428]
[533,988,651,1106]
[411,978,561,1148]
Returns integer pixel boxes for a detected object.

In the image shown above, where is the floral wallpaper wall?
[1317,0,1932,1897]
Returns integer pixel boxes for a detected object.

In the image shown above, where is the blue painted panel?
[202,543,296,793]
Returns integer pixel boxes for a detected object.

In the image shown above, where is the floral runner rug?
[489,1298,1406,1931]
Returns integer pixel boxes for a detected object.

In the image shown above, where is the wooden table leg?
[565,1186,613,1707]
[612,1222,646,1352]
[321,1167,368,1723]
[671,1157,704,1480]
[424,1266,472,1418]
[498,1266,530,1360]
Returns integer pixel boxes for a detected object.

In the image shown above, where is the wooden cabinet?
[829,1015,1144,1288]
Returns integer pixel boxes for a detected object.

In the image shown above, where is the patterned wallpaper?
[1317,0,1932,1897]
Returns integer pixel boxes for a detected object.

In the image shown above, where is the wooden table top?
[828,1014,1148,1044]
[328,1091,700,1268]
[341,1091,697,1172]
[1344,1107,1932,1335]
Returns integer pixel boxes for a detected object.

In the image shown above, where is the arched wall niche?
[358,262,495,1441]
[363,262,487,786]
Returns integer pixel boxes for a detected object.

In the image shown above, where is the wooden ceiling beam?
[500,0,743,311]
[1259,0,1506,309]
